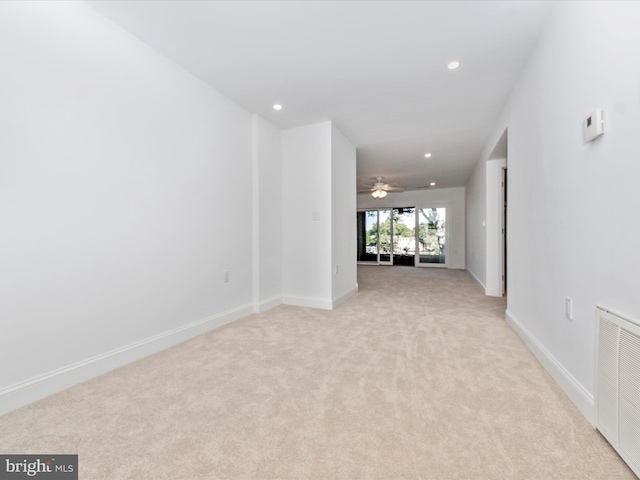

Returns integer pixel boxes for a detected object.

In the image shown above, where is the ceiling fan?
[358,177,405,199]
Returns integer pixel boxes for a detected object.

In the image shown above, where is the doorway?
[502,167,507,294]
[486,128,507,297]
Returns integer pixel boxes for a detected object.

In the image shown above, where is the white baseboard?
[447,263,466,270]
[0,303,254,416]
[332,285,358,309]
[485,287,502,297]
[466,267,502,297]
[505,309,596,426]
[282,287,359,310]
[282,295,333,310]
[253,295,282,313]
[466,268,486,291]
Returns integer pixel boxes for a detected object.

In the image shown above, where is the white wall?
[0,1,256,411]
[474,1,640,423]
[331,124,358,305]
[465,157,487,287]
[281,122,333,308]
[252,115,283,312]
[357,187,466,269]
[281,121,358,309]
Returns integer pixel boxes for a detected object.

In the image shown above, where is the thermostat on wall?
[583,109,604,143]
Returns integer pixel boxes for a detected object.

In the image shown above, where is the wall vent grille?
[596,307,640,478]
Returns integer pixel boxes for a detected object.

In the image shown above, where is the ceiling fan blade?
[360,177,405,193]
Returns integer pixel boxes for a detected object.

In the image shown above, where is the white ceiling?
[85,0,555,191]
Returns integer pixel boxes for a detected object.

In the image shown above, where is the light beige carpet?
[0,266,635,479]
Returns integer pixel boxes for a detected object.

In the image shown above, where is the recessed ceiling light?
[447,60,460,70]
[430,182,436,186]
[273,104,282,111]
[424,153,432,158]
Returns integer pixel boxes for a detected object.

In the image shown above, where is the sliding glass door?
[392,207,415,266]
[357,209,392,264]
[357,210,378,263]
[378,209,393,264]
[417,207,446,266]
[358,206,446,267]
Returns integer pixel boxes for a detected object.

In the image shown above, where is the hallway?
[0,267,633,479]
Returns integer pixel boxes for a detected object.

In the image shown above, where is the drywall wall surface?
[0,2,253,392]
[281,122,333,306]
[357,187,466,269]
[330,124,357,302]
[481,1,640,406]
[252,115,283,310]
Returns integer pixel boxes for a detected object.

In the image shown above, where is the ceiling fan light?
[371,189,387,199]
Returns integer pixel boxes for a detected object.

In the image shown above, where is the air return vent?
[596,306,640,477]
